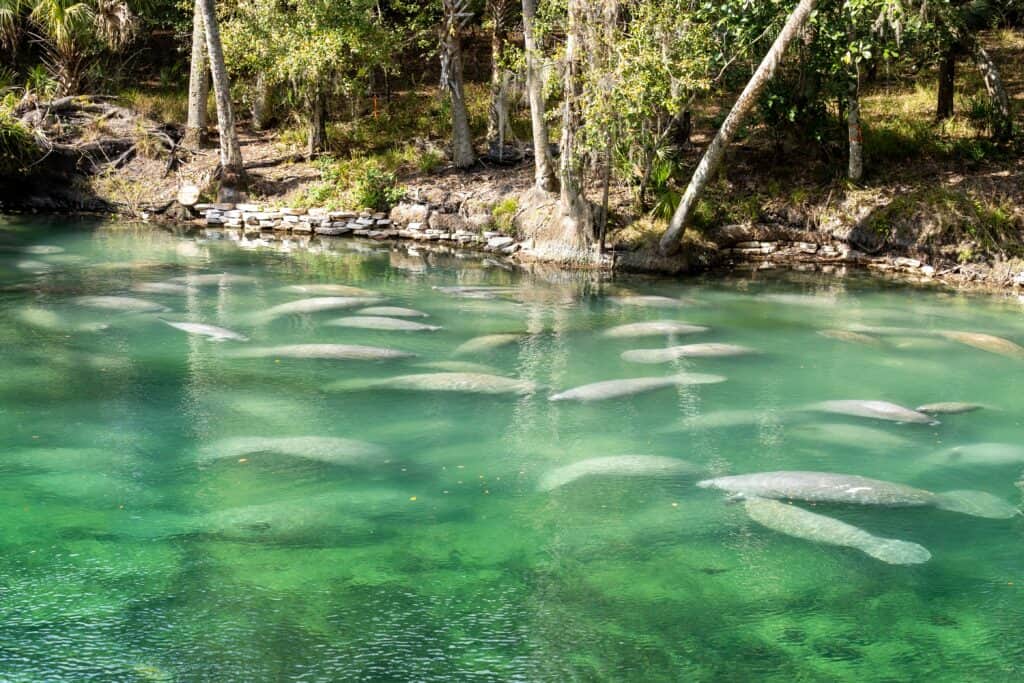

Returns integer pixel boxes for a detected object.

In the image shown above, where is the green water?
[1,217,1022,681]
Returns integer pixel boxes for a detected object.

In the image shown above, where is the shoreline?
[3,201,1023,300]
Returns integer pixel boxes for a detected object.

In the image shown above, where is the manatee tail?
[934,490,1021,519]
[861,537,932,565]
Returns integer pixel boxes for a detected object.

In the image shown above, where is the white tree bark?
[442,0,477,169]
[659,0,818,255]
[557,0,593,247]
[197,0,244,182]
[971,42,1013,142]
[184,1,208,148]
[522,0,557,192]
[847,68,863,181]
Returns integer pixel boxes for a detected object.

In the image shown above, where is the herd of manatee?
[14,257,1024,567]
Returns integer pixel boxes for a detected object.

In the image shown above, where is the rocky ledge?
[186,201,529,256]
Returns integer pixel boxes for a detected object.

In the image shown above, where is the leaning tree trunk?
[441,0,477,169]
[557,0,593,247]
[184,0,209,148]
[936,48,956,121]
[306,88,327,157]
[659,0,818,256]
[522,0,558,192]
[196,0,244,189]
[971,41,1013,142]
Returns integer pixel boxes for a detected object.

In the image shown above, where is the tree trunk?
[847,29,863,183]
[848,71,863,181]
[307,89,327,157]
[441,0,476,169]
[184,0,209,148]
[486,0,516,153]
[936,48,956,121]
[557,0,593,247]
[522,0,558,192]
[251,74,271,131]
[659,0,817,256]
[971,42,1013,143]
[196,0,244,188]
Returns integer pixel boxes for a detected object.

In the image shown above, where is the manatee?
[435,285,517,296]
[818,329,882,346]
[539,455,702,491]
[603,321,709,338]
[810,400,937,425]
[162,320,249,342]
[453,333,522,354]
[16,307,109,333]
[284,284,376,296]
[23,245,64,255]
[621,343,754,363]
[940,331,1024,360]
[928,443,1024,467]
[73,296,170,314]
[846,324,932,337]
[169,273,258,286]
[328,372,537,395]
[608,295,688,308]
[698,471,1020,519]
[358,306,429,318]
[132,282,195,295]
[198,436,384,465]
[550,373,726,402]
[417,360,503,375]
[916,402,983,415]
[761,293,839,308]
[16,259,52,272]
[327,316,441,332]
[743,497,931,565]
[793,423,912,451]
[231,344,414,361]
[666,409,776,432]
[254,296,386,321]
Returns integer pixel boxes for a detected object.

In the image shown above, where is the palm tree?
[0,0,24,49]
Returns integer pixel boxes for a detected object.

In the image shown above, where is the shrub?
[0,108,38,176]
[354,161,405,211]
[492,197,519,234]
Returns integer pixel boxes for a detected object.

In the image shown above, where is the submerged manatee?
[916,402,983,415]
[198,436,384,465]
[621,344,754,363]
[231,344,414,361]
[162,320,249,341]
[284,284,376,296]
[698,471,1019,519]
[539,455,702,491]
[550,373,725,402]
[169,273,258,287]
[603,321,709,338]
[73,296,170,314]
[928,443,1024,467]
[940,330,1024,359]
[416,360,503,375]
[328,372,537,395]
[792,423,913,451]
[818,329,882,346]
[454,334,522,354]
[132,282,195,295]
[16,307,109,333]
[327,316,441,332]
[810,400,937,425]
[608,295,689,308]
[254,296,385,321]
[743,497,931,565]
[358,306,429,318]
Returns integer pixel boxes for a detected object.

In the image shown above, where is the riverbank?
[3,32,1023,296]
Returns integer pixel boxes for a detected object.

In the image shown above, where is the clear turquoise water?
[1,217,1022,681]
